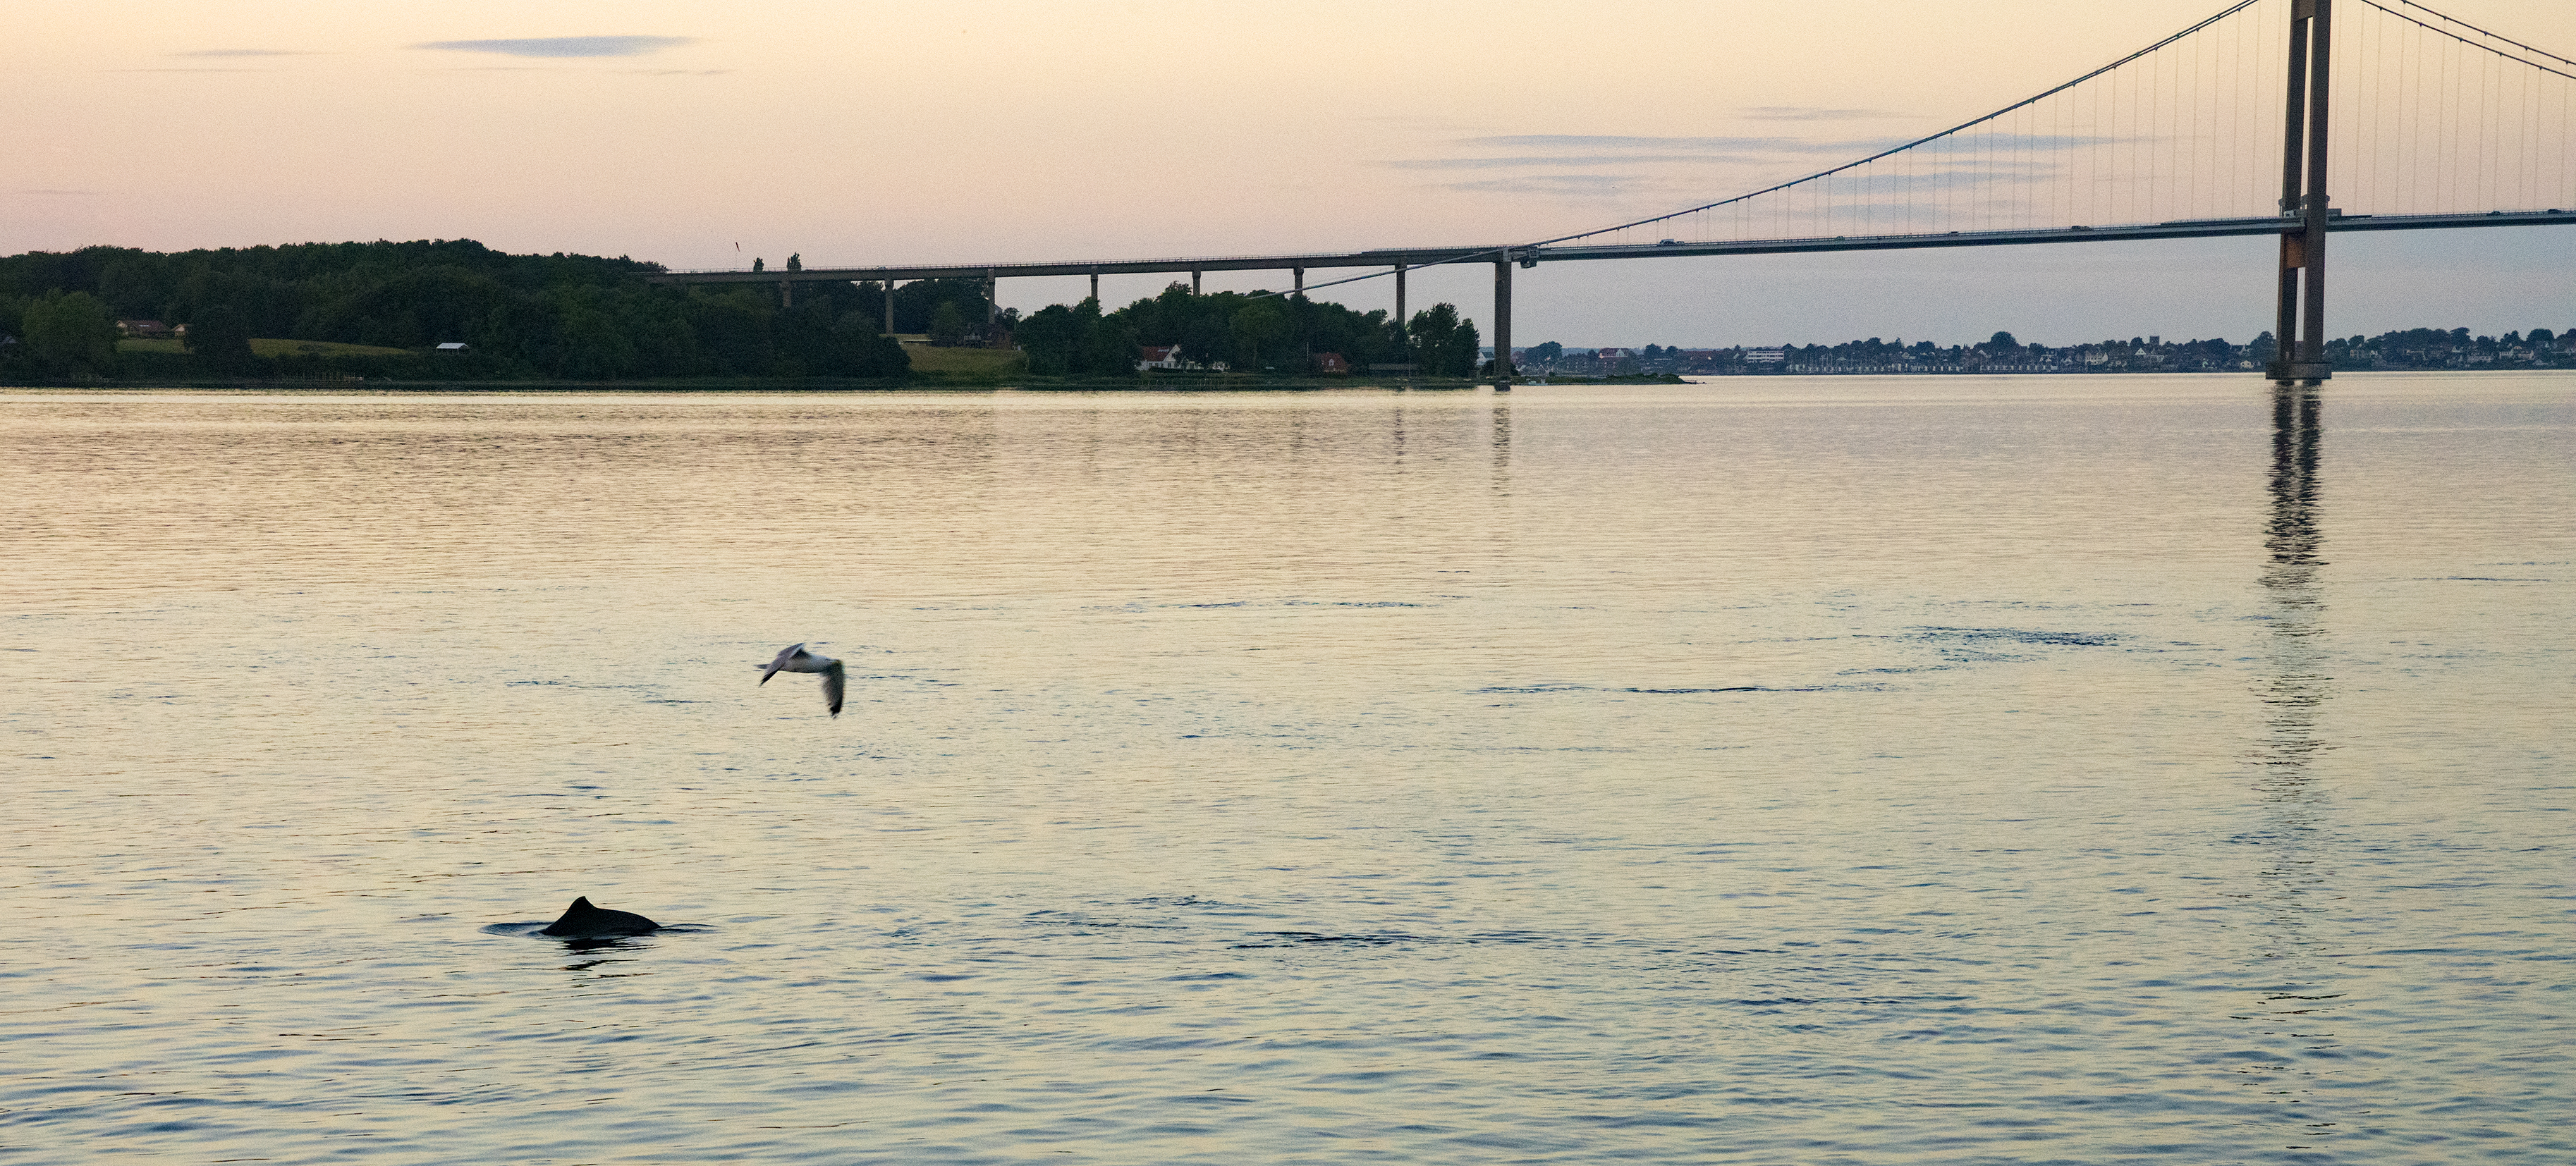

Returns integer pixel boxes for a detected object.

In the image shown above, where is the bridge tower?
[2269,0,2336,383]
[1393,263,1408,378]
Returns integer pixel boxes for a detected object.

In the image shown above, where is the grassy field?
[118,338,415,358]
[903,345,1028,376]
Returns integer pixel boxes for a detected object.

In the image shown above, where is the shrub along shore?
[2,239,1494,388]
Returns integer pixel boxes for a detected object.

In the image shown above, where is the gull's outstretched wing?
[760,644,804,685]
[822,661,845,718]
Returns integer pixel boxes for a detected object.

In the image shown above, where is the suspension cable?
[1530,0,2269,248]
[1249,0,2571,307]
[2387,0,2576,69]
[2357,0,2576,81]
[1246,0,2280,303]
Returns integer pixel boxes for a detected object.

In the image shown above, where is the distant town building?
[1312,352,1350,374]
[1743,347,1788,364]
[435,342,472,352]
[116,319,174,338]
[1135,344,1227,372]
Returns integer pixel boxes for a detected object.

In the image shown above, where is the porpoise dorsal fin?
[568,896,595,911]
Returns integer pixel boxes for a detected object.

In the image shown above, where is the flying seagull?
[759,643,844,716]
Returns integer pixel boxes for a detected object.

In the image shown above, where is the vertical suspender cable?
[2390,6,2411,214]
[2452,29,2472,211]
[2147,44,2159,222]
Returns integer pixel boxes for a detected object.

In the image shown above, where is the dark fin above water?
[538,895,663,937]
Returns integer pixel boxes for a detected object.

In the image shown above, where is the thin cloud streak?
[1459,134,1901,154]
[410,36,698,59]
[1739,106,1911,121]
[176,49,318,57]
[1434,176,1640,195]
[1382,155,1776,170]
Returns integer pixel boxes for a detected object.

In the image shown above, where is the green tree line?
[0,240,1013,381]
[1014,283,1482,377]
[3,240,1494,383]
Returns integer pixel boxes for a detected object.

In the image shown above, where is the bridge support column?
[1192,270,1202,295]
[1491,255,1513,389]
[1088,270,1099,305]
[884,281,896,335]
[986,273,999,338]
[1393,264,1408,376]
[2268,0,2335,383]
[1293,267,1305,296]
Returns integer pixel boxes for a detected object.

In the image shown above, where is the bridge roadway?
[644,209,2574,287]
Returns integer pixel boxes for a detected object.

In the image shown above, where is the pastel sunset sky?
[10,0,2571,345]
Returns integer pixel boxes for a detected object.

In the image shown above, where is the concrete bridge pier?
[1191,270,1202,294]
[1491,254,1513,390]
[2269,0,2336,383]
[985,272,999,336]
[882,281,896,334]
[1089,270,1099,305]
[1393,263,1408,377]
[1293,267,1305,296]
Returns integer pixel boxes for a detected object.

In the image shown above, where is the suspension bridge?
[649,0,2576,386]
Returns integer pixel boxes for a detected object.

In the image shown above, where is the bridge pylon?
[2269,0,2336,384]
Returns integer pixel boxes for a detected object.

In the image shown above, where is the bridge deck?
[644,209,2574,286]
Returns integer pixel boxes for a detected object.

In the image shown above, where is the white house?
[1136,344,1226,372]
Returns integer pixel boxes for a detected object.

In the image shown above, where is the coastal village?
[1099,328,2576,379]
[1492,328,2576,378]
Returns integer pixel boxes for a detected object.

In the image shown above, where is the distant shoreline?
[8,369,2568,393]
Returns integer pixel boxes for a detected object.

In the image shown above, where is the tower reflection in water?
[2238,385,2341,1146]
[2260,384,2328,785]
[2251,385,2329,951]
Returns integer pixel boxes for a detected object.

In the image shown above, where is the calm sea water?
[4,375,2568,1165]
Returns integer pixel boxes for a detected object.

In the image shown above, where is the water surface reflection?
[2260,383,2329,778]
[3,379,2566,1165]
[2233,384,2346,1151]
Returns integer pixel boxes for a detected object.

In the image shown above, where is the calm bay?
[4,374,2568,1164]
